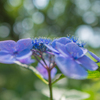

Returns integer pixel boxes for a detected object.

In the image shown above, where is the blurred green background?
[0,0,100,100]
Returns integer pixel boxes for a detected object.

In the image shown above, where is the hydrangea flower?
[46,37,98,79]
[0,38,34,64]
[36,60,57,80]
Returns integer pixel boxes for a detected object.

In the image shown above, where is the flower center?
[13,51,18,55]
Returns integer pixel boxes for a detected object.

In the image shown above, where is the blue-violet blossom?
[46,37,98,79]
[0,38,34,64]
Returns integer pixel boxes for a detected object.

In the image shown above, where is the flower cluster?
[0,37,99,80]
[32,38,51,52]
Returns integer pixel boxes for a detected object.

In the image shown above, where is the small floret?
[0,39,33,64]
[45,37,98,79]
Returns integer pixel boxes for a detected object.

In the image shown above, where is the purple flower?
[0,38,33,64]
[45,37,98,79]
[36,60,57,80]
[55,42,98,79]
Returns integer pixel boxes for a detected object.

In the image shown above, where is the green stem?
[48,69,53,100]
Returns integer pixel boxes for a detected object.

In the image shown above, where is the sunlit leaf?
[15,61,48,84]
[87,71,100,79]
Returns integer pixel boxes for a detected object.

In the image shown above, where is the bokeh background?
[0,0,100,100]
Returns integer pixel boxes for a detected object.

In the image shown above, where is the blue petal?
[80,48,87,56]
[56,42,71,57]
[88,51,100,62]
[55,55,87,79]
[17,38,33,52]
[77,55,98,71]
[0,51,9,55]
[16,49,32,59]
[45,44,59,54]
[45,37,72,55]
[52,37,71,48]
[0,51,15,64]
[0,40,16,53]
[57,37,72,44]
[51,39,58,48]
[17,57,35,64]
[65,43,86,59]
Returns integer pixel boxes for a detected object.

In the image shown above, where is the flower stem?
[48,69,53,100]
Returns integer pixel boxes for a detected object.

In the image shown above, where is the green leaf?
[52,74,65,85]
[87,71,100,79]
[15,61,48,84]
